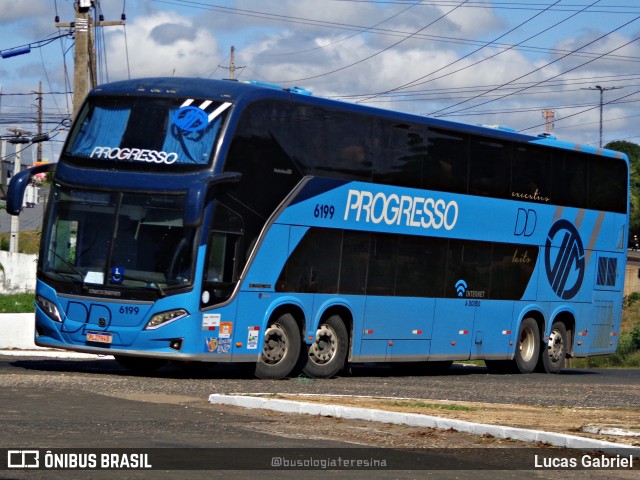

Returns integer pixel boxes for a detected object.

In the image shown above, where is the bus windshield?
[64,96,231,168]
[41,185,196,293]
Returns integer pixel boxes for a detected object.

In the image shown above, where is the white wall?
[0,251,37,293]
[0,313,36,349]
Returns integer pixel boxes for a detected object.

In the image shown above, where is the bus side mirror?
[184,171,242,227]
[7,163,57,215]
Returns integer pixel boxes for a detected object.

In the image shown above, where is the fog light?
[170,339,183,351]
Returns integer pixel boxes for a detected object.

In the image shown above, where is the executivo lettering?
[344,189,459,231]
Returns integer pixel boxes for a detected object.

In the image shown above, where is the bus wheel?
[514,317,540,374]
[114,356,167,372]
[541,321,567,374]
[255,313,301,379]
[302,315,348,378]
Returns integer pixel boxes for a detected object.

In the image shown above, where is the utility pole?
[56,1,125,119]
[585,85,622,148]
[6,129,31,253]
[36,81,43,163]
[229,46,236,80]
[220,46,244,80]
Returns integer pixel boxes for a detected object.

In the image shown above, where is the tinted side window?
[367,233,397,295]
[490,243,538,299]
[276,228,341,293]
[267,103,373,181]
[396,235,447,297]
[445,241,492,298]
[589,156,627,213]
[551,150,588,208]
[423,128,469,194]
[511,145,551,204]
[339,231,370,295]
[469,136,511,198]
[371,121,424,188]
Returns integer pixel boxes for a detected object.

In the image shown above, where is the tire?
[254,313,301,379]
[514,317,540,374]
[540,321,568,374]
[114,356,167,372]
[302,315,348,378]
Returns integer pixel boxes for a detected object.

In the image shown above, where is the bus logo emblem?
[544,219,585,300]
[174,106,209,132]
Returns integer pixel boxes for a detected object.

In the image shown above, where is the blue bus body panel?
[31,78,628,364]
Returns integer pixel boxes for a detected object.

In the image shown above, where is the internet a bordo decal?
[544,219,585,300]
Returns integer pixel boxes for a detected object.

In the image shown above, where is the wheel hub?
[547,329,564,362]
[261,324,288,364]
[309,324,337,364]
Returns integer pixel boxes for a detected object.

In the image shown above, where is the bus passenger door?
[429,299,474,360]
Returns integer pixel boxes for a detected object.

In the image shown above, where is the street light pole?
[586,85,622,148]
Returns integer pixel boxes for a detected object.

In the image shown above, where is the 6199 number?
[314,204,335,219]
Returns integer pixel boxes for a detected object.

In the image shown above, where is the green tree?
[605,140,640,243]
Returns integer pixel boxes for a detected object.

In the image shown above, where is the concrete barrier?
[0,313,38,349]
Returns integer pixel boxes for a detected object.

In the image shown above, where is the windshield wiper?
[47,249,85,284]
[110,272,166,297]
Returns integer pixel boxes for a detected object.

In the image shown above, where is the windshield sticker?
[176,100,232,133]
[203,313,221,331]
[90,146,179,164]
[110,266,124,284]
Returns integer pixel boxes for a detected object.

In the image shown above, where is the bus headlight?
[145,309,188,330]
[36,295,62,323]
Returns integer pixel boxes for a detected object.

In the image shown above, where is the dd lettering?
[514,208,536,237]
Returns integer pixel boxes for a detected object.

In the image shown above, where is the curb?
[0,349,112,359]
[209,394,640,457]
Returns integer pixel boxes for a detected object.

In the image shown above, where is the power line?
[518,87,640,134]
[356,0,574,102]
[150,0,640,65]
[427,16,640,117]
[264,0,474,83]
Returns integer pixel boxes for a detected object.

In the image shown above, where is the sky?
[1,0,639,165]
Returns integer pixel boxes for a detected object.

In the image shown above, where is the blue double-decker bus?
[8,78,629,378]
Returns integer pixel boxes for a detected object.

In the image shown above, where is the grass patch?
[383,400,477,412]
[0,230,41,255]
[571,293,640,369]
[0,293,35,313]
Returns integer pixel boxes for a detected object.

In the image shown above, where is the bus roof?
[90,77,627,162]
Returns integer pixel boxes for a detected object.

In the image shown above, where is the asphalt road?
[0,355,638,480]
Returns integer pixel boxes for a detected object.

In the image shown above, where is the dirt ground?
[264,393,640,448]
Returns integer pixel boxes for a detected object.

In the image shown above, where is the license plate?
[86,331,113,344]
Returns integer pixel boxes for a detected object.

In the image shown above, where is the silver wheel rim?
[547,328,564,363]
[308,324,338,366]
[519,324,536,362]
[261,323,288,365]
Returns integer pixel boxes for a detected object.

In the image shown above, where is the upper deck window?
[65,96,231,170]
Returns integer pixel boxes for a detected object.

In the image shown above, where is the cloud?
[150,23,197,46]
[105,11,220,79]
[0,0,49,25]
